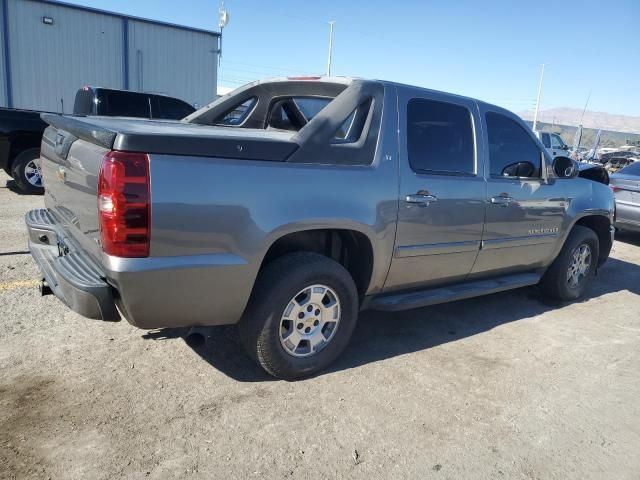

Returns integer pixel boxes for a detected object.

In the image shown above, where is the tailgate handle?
[53,130,78,160]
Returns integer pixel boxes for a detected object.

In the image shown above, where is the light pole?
[326,21,335,76]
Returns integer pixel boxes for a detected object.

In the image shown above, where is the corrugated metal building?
[0,0,220,112]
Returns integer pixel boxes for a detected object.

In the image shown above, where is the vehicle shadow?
[615,230,640,247]
[2,179,41,196]
[142,257,640,383]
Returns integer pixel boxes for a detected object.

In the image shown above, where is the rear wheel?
[539,225,599,300]
[239,252,359,380]
[11,149,43,194]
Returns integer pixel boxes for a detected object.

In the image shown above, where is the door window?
[103,91,151,118]
[540,132,551,148]
[550,134,565,149]
[486,112,542,178]
[407,98,475,175]
[154,97,196,120]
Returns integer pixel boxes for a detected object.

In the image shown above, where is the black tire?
[239,252,359,380]
[11,148,44,194]
[539,225,599,301]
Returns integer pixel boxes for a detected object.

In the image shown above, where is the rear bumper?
[26,209,120,321]
[25,208,255,328]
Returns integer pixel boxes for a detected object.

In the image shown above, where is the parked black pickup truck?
[1,87,196,194]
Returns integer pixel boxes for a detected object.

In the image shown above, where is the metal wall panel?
[8,0,123,112]
[0,0,7,107]
[127,20,218,108]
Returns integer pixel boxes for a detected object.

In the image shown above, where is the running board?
[367,272,541,312]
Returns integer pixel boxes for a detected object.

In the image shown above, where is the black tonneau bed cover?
[41,113,299,161]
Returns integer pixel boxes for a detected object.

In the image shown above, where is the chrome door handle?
[491,195,514,207]
[406,193,438,206]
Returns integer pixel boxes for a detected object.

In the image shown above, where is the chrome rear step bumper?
[25,209,120,322]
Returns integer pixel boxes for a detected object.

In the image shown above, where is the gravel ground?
[1,171,639,480]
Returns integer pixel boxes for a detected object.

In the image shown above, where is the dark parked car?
[610,161,640,232]
[0,108,47,193]
[1,87,196,194]
[604,156,638,174]
[599,150,638,164]
[73,86,196,120]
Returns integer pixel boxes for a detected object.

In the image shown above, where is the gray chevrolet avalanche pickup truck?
[26,77,615,379]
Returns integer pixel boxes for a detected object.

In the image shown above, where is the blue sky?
[65,0,640,116]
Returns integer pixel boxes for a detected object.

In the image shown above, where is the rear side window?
[154,97,195,120]
[486,112,542,178]
[407,98,475,174]
[216,97,257,126]
[102,91,151,118]
[73,89,95,115]
[540,132,551,148]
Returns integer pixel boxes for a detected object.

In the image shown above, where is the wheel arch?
[258,228,375,300]
[8,145,40,172]
[572,214,613,266]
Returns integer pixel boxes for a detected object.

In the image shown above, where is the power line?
[223,60,320,75]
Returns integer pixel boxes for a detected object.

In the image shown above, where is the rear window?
[267,97,331,131]
[407,98,475,175]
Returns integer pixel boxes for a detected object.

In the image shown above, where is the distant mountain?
[518,108,640,135]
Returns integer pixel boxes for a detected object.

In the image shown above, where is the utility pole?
[218,0,229,65]
[532,63,545,132]
[326,21,335,76]
[579,90,592,125]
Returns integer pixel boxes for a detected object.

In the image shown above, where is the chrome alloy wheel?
[279,284,341,358]
[24,159,42,187]
[566,243,592,289]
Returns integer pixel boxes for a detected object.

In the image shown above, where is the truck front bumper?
[25,209,120,321]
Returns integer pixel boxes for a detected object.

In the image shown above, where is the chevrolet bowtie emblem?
[57,166,66,182]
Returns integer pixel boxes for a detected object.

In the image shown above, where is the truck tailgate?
[40,125,108,263]
[39,114,299,264]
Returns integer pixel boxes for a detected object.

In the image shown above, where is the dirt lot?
[1,171,639,480]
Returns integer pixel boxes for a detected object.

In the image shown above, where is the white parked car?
[533,131,571,159]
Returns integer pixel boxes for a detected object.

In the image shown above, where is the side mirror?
[553,156,579,178]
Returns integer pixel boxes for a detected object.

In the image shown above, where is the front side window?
[407,98,475,174]
[486,112,542,178]
[551,134,566,149]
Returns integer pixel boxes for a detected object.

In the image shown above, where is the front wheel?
[539,225,599,301]
[11,149,44,194]
[239,252,359,380]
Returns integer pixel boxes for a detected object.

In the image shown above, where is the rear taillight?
[98,151,150,257]
[610,186,621,193]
